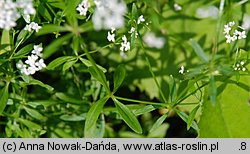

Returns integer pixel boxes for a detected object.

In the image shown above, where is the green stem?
[79,38,110,94]
[213,0,225,57]
[115,96,168,107]
[138,35,168,104]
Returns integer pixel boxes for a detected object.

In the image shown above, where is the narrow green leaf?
[14,44,33,57]
[85,114,105,138]
[37,24,69,36]
[23,106,46,121]
[18,118,42,130]
[47,56,75,70]
[15,30,29,48]
[60,113,86,121]
[62,60,77,72]
[88,66,108,89]
[113,65,126,92]
[55,92,84,104]
[84,96,109,134]
[0,30,10,55]
[113,98,142,134]
[47,0,66,9]
[134,105,158,116]
[208,76,217,105]
[132,3,138,20]
[43,34,73,59]
[28,100,58,108]
[187,105,200,130]
[0,83,9,114]
[190,39,209,63]
[148,123,169,138]
[38,3,52,22]
[175,109,199,131]
[130,32,136,49]
[80,58,107,72]
[29,79,54,92]
[149,113,168,133]
[72,36,80,55]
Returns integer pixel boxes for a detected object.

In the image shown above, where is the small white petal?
[137,15,145,24]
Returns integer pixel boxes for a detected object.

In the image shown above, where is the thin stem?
[79,38,111,94]
[138,35,168,104]
[213,0,225,57]
[115,96,168,107]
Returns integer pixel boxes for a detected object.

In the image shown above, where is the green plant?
[0,0,250,138]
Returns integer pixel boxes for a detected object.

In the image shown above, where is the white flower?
[242,67,246,72]
[92,0,127,30]
[122,35,127,42]
[35,59,46,70]
[228,21,235,27]
[237,31,247,39]
[179,66,185,74]
[107,31,115,42]
[111,27,116,33]
[137,15,145,24]
[120,35,130,52]
[76,0,90,16]
[143,32,165,49]
[31,45,43,57]
[25,54,38,66]
[129,27,138,38]
[27,65,37,74]
[240,61,245,65]
[174,3,182,11]
[24,22,41,32]
[224,25,231,34]
[129,27,136,33]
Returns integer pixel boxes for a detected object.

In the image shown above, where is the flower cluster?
[129,27,138,38]
[76,0,90,16]
[234,61,247,72]
[0,0,35,30]
[143,32,165,49]
[120,35,130,51]
[92,0,127,30]
[17,45,46,75]
[24,22,41,32]
[224,21,247,43]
